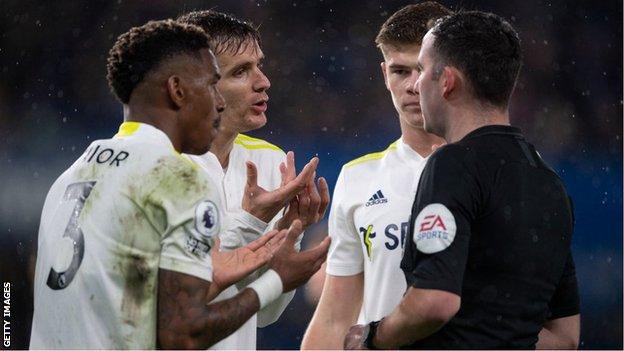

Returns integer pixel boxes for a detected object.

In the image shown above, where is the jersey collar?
[462,124,524,141]
[114,121,175,148]
[397,137,426,164]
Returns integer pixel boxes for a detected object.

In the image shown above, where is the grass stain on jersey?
[114,153,209,342]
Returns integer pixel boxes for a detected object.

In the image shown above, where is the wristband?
[247,269,283,309]
[364,319,382,350]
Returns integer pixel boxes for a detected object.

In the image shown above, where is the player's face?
[381,44,425,129]
[415,32,446,137]
[180,49,226,155]
[215,40,270,134]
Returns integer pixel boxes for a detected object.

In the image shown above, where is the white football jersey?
[189,134,291,350]
[326,138,428,323]
[30,122,222,349]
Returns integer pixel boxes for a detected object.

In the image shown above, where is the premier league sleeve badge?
[194,200,220,241]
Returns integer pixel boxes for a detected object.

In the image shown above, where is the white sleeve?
[326,167,364,276]
[159,198,219,283]
[257,290,296,327]
[219,210,268,251]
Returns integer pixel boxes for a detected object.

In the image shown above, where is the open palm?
[209,230,285,299]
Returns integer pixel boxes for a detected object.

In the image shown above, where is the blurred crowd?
[0,0,621,349]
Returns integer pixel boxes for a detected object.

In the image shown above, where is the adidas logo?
[365,190,388,207]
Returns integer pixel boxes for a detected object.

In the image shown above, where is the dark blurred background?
[0,0,621,349]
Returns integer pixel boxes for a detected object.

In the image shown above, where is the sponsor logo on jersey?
[413,203,456,254]
[365,190,388,207]
[359,225,376,260]
[358,221,411,258]
[194,200,220,240]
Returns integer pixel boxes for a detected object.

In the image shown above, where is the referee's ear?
[441,66,459,100]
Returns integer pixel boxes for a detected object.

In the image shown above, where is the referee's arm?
[536,315,580,349]
[372,287,460,348]
[537,250,581,349]
[369,146,476,349]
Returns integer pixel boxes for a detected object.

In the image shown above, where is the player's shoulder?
[343,140,399,171]
[233,134,286,163]
[234,134,284,152]
[102,131,203,185]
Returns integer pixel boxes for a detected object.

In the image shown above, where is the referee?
[344,11,580,349]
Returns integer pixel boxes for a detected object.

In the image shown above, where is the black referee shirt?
[400,125,580,349]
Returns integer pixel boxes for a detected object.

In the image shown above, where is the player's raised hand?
[208,230,286,300]
[242,154,318,223]
[277,153,330,230]
[269,220,331,292]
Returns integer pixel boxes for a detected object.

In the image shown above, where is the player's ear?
[380,62,390,90]
[166,75,185,109]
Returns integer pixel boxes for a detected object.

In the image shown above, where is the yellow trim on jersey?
[114,121,141,138]
[344,141,398,168]
[234,133,283,151]
[114,121,197,169]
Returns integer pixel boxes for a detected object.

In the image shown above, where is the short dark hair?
[375,1,452,49]
[177,10,260,55]
[106,19,210,104]
[431,11,522,108]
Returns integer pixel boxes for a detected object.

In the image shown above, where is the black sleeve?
[548,250,580,319]
[401,145,481,296]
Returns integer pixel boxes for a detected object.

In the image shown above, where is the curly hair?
[375,1,452,49]
[177,10,260,55]
[431,11,522,108]
[106,19,210,103]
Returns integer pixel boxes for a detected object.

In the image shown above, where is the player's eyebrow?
[388,63,412,70]
[227,55,265,75]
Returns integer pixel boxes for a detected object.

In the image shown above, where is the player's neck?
[444,105,510,143]
[123,104,182,151]
[210,128,238,169]
[399,119,445,158]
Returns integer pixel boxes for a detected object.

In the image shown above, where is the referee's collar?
[461,124,523,141]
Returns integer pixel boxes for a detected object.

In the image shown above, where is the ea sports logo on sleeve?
[413,203,456,254]
[194,200,220,240]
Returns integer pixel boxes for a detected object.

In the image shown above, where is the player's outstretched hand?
[344,324,369,350]
[208,230,286,301]
[277,151,330,230]
[242,153,318,223]
[269,220,330,291]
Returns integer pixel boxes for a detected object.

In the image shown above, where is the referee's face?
[381,44,426,129]
[416,32,445,138]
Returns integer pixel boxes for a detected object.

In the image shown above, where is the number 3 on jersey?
[46,181,96,290]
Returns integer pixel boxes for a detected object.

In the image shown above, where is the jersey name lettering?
[83,144,130,167]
